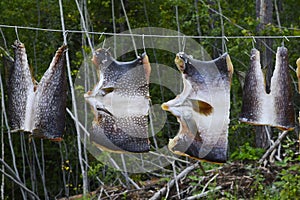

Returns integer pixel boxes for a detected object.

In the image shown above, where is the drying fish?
[162,52,233,163]
[31,45,67,141]
[239,47,294,130]
[296,57,300,93]
[85,49,151,153]
[7,41,35,132]
[7,41,67,141]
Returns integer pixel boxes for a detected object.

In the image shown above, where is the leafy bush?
[230,142,265,161]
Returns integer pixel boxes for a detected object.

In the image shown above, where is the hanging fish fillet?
[296,57,300,93]
[31,45,67,141]
[7,41,35,132]
[7,41,67,141]
[85,49,151,153]
[161,52,233,163]
[239,47,294,130]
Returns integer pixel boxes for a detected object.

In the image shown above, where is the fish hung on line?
[296,57,300,94]
[239,47,295,131]
[7,40,67,141]
[85,48,151,153]
[161,52,233,163]
[296,57,300,126]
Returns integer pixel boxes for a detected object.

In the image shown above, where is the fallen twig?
[149,162,199,200]
[0,169,40,200]
[201,173,219,194]
[259,131,289,164]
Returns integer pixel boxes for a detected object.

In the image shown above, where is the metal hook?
[142,34,146,53]
[63,30,69,45]
[223,35,229,42]
[99,32,106,49]
[102,37,106,49]
[15,26,20,42]
[281,36,289,47]
[182,35,186,52]
[223,35,229,53]
[251,36,256,49]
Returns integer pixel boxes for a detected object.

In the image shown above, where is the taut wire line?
[1,25,299,40]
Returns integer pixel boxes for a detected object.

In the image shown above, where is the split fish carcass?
[85,49,151,153]
[162,52,233,163]
[7,40,67,141]
[239,47,295,131]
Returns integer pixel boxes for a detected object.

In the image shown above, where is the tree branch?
[0,169,40,200]
[149,162,199,200]
[259,131,289,164]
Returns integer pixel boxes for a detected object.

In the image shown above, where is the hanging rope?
[19,132,27,199]
[74,0,94,53]
[1,109,4,200]
[175,5,181,52]
[77,0,90,190]
[217,0,226,53]
[120,0,139,57]
[0,58,26,199]
[31,139,48,200]
[194,0,202,40]
[58,0,88,196]
[111,0,117,58]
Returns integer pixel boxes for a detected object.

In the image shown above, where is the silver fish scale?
[7,41,34,131]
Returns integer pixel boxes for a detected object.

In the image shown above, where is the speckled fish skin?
[7,41,34,131]
[91,112,149,153]
[271,47,295,130]
[296,58,300,93]
[162,52,233,163]
[85,48,150,153]
[91,49,149,97]
[32,45,67,141]
[239,49,265,124]
[239,47,295,130]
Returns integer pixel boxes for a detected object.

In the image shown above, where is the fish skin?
[91,112,150,153]
[240,47,295,131]
[94,49,149,97]
[32,45,67,140]
[296,58,300,93]
[272,47,295,130]
[7,41,34,132]
[163,52,233,163]
[85,48,151,153]
[239,49,265,124]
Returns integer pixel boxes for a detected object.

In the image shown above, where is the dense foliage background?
[0,0,299,199]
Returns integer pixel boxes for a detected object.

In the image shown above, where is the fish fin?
[191,100,213,116]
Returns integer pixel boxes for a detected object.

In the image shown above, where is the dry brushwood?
[149,162,199,200]
[259,131,289,165]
